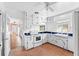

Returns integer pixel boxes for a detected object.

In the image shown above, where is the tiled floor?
[10,43,73,56]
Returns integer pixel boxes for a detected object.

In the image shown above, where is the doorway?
[9,19,22,50]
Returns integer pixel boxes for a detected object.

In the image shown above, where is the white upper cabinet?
[54,12,73,23]
[31,12,47,31]
[32,12,40,25]
[47,17,54,23]
[32,12,46,25]
[45,17,56,31]
[32,12,39,25]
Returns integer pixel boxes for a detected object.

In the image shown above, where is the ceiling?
[3,2,44,11]
[3,2,56,12]
[2,2,56,19]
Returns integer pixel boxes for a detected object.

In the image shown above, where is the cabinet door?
[68,37,74,52]
[24,39,27,49]
[46,34,50,42]
[54,36,67,49]
[42,34,47,43]
[27,37,33,49]
[48,34,53,43]
[28,41,33,49]
[56,39,65,48]
[23,36,28,48]
[49,35,56,45]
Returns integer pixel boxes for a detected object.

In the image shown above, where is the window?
[40,25,45,31]
[57,24,68,32]
[62,24,68,32]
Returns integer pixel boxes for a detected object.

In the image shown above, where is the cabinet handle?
[0,44,1,46]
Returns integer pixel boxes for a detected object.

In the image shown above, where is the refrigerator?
[0,12,2,56]
[0,11,6,56]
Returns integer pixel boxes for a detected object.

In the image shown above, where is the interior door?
[10,32,17,49]
[10,23,18,49]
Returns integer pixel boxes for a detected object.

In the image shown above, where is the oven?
[36,36,41,41]
[32,34,42,44]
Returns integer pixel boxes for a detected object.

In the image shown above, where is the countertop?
[23,31,73,37]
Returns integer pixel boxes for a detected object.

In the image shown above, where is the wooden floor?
[10,43,73,56]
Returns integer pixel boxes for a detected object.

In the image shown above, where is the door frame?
[9,19,22,50]
[73,9,79,56]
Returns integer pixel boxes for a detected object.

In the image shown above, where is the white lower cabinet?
[24,33,73,52]
[27,39,33,49]
[56,38,68,49]
[48,34,54,43]
[24,36,33,50]
[48,35,58,45]
[50,39,57,45]
[24,38,28,49]
[33,41,42,47]
[68,37,74,52]
[48,34,74,52]
[42,34,48,44]
[48,35,68,50]
[24,41,28,49]
[56,39,65,48]
[50,35,74,52]
[56,36,68,49]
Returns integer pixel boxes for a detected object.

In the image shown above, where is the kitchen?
[0,2,79,56]
[21,10,74,55]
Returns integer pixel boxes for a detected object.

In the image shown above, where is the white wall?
[0,3,5,12]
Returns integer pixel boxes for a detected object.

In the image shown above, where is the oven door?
[36,36,41,41]
[33,35,42,43]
